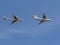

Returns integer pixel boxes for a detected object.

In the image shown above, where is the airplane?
[33,13,52,24]
[3,14,22,25]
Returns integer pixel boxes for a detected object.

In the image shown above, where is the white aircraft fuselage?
[3,14,22,24]
[33,13,52,24]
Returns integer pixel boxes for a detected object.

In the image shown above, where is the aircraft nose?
[19,19,24,22]
[50,19,52,22]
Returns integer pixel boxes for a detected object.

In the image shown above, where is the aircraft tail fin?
[33,14,39,19]
[3,16,8,20]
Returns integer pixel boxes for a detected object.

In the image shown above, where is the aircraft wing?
[43,13,47,19]
[10,20,17,24]
[13,15,18,19]
[39,20,43,24]
[12,13,19,19]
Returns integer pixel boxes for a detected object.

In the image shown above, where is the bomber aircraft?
[33,13,52,24]
[3,14,22,25]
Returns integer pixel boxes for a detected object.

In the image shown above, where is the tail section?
[33,14,41,20]
[33,14,39,19]
[3,16,8,20]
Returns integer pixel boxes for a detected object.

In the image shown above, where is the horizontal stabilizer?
[3,16,8,20]
[33,14,41,20]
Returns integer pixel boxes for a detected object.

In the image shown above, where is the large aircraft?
[3,14,22,24]
[33,13,52,24]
